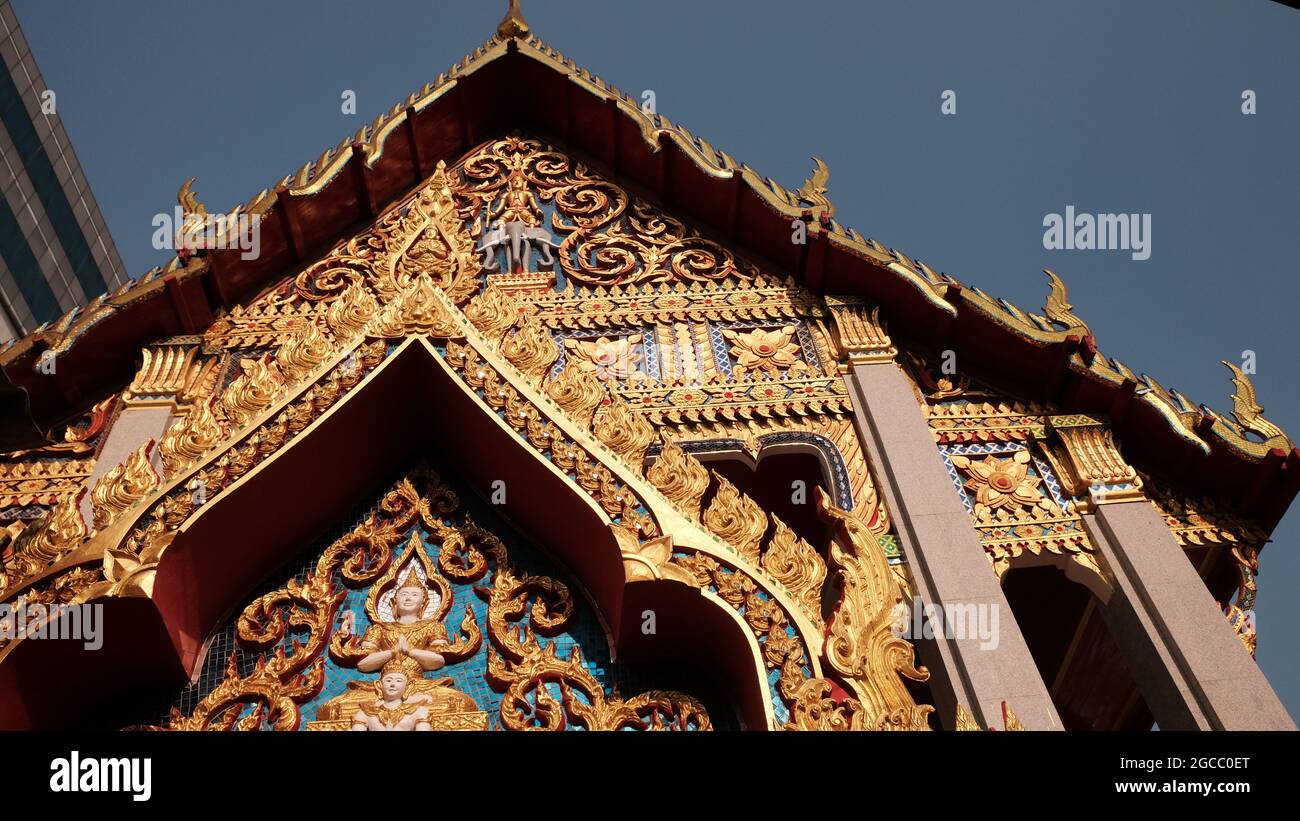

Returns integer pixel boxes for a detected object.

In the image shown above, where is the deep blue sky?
[13,0,1300,720]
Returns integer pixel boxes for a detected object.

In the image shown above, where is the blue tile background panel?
[151,460,736,731]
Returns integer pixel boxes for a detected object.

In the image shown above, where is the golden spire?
[496,0,530,39]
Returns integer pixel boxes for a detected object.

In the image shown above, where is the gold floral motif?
[722,326,808,376]
[158,400,224,478]
[91,442,161,530]
[816,488,932,731]
[761,517,826,624]
[612,526,697,586]
[954,703,983,731]
[950,450,1057,522]
[592,390,655,467]
[564,335,646,382]
[545,363,604,428]
[645,438,709,519]
[702,472,767,563]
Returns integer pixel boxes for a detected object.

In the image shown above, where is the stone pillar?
[1082,501,1296,730]
[821,299,1061,730]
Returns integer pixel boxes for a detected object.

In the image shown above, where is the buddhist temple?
[0,1,1294,732]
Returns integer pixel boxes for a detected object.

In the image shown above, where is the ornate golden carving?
[1043,414,1141,502]
[816,489,932,731]
[370,272,462,338]
[158,400,224,478]
[1042,269,1089,335]
[951,450,1057,522]
[496,0,530,39]
[219,355,285,429]
[0,490,88,595]
[545,362,605,428]
[592,390,655,466]
[722,325,809,376]
[761,517,826,624]
[702,472,767,563]
[645,438,709,519]
[824,297,896,363]
[498,315,558,384]
[324,280,379,340]
[123,343,214,407]
[1222,361,1290,450]
[954,703,983,731]
[564,335,646,382]
[612,526,697,586]
[464,285,524,346]
[91,441,161,530]
[796,157,834,220]
[275,319,335,383]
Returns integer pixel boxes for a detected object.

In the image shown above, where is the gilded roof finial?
[496,0,530,40]
[796,157,834,219]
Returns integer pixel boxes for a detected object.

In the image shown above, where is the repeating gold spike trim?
[645,438,709,519]
[499,316,559,385]
[464,286,524,346]
[159,401,225,478]
[592,390,655,467]
[545,362,605,428]
[761,516,826,624]
[91,441,161,531]
[325,281,378,340]
[702,471,767,563]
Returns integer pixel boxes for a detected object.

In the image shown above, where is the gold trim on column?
[825,296,896,363]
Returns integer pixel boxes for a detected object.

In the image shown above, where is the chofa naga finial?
[496,0,530,39]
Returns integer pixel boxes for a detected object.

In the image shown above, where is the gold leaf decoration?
[1043,269,1089,335]
[761,516,826,623]
[702,472,767,563]
[159,401,224,478]
[325,281,378,340]
[370,272,461,338]
[1223,360,1289,447]
[219,355,284,429]
[545,364,604,428]
[464,286,523,346]
[92,441,162,530]
[646,438,709,519]
[275,319,334,383]
[954,704,984,731]
[593,390,655,467]
[816,488,932,731]
[499,316,558,385]
[0,489,89,594]
[612,526,696,586]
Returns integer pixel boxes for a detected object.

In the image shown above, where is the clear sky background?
[11,0,1300,721]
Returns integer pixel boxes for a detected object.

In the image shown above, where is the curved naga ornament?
[810,488,933,731]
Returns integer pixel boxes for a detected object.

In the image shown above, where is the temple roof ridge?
[0,1,1293,521]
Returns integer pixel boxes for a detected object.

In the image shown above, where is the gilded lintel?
[123,340,215,409]
[824,296,896,363]
[1043,414,1142,506]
